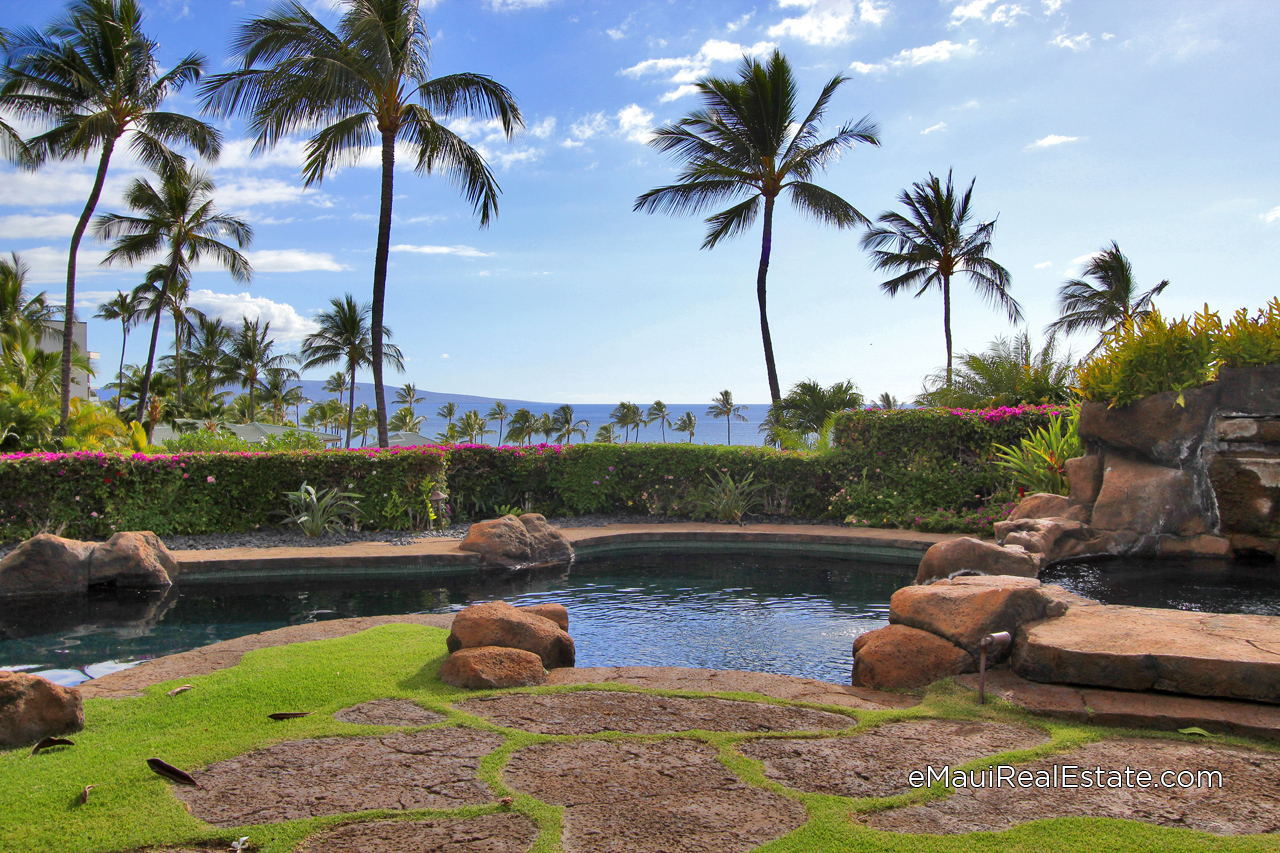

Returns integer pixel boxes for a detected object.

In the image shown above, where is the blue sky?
[1,0,1277,407]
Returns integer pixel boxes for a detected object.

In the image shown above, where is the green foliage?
[0,446,447,541]
[993,410,1084,496]
[1218,298,1280,368]
[274,482,362,537]
[916,332,1076,409]
[1078,308,1218,408]
[697,469,764,524]
[162,428,328,454]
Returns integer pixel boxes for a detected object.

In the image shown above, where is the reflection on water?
[1042,558,1280,616]
[0,554,912,685]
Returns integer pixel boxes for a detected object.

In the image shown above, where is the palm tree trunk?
[757,195,781,404]
[137,255,180,440]
[371,130,396,448]
[726,415,731,446]
[60,140,116,431]
[943,273,953,388]
[115,325,127,416]
[173,309,183,406]
[345,362,356,449]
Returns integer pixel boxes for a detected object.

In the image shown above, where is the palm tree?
[1046,241,1170,349]
[353,404,380,444]
[506,407,533,446]
[202,0,522,447]
[1,253,56,339]
[593,423,617,444]
[610,401,642,443]
[93,289,141,414]
[394,383,425,407]
[94,163,251,429]
[0,29,33,167]
[861,170,1021,388]
[261,366,302,424]
[486,401,509,445]
[437,401,458,432]
[222,317,296,425]
[777,379,862,435]
[534,412,555,444]
[673,411,697,443]
[917,332,1076,408]
[300,293,403,448]
[457,409,488,444]
[1,0,220,429]
[183,314,233,408]
[388,404,424,435]
[131,264,204,405]
[552,404,589,445]
[636,50,879,403]
[646,401,672,442]
[707,390,747,445]
[876,392,900,410]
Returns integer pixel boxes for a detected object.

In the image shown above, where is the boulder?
[1078,386,1217,468]
[0,534,92,596]
[1217,363,1280,416]
[889,575,1071,657]
[517,602,569,631]
[852,625,975,691]
[518,514,573,564]
[994,517,1094,560]
[1065,454,1105,508]
[438,647,547,690]
[1228,534,1280,560]
[1007,493,1073,521]
[1209,454,1280,539]
[88,531,176,589]
[447,600,575,669]
[1092,454,1214,537]
[459,514,574,568]
[915,537,1042,584]
[0,671,83,748]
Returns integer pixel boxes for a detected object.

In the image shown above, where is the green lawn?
[1,624,1277,853]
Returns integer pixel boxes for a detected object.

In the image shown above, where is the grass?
[0,624,1277,853]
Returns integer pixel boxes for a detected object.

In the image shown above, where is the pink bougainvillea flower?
[207,476,216,483]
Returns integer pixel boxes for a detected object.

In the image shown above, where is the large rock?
[459,514,573,568]
[852,625,975,690]
[517,602,569,631]
[1065,454,1105,508]
[1092,454,1214,536]
[1012,604,1280,703]
[88,531,176,589]
[439,646,547,689]
[1078,386,1217,467]
[915,537,1042,584]
[0,671,83,748]
[889,575,1079,657]
[1007,493,1072,521]
[447,600,575,669]
[1209,454,1280,539]
[0,534,92,596]
[1218,363,1280,416]
[994,517,1093,560]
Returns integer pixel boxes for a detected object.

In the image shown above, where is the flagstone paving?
[333,698,445,727]
[295,815,540,853]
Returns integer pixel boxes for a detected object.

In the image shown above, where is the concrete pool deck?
[170,522,962,580]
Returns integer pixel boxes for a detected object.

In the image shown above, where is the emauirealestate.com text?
[907,765,1224,790]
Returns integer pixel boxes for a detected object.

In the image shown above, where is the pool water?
[0,554,913,687]
[1042,558,1280,616]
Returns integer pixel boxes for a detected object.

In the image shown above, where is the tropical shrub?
[992,409,1083,496]
[275,482,362,537]
[915,332,1076,409]
[1217,299,1280,368]
[697,470,764,524]
[163,428,328,453]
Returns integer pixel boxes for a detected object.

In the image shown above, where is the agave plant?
[275,482,362,537]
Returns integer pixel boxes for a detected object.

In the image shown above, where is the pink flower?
[207,476,216,483]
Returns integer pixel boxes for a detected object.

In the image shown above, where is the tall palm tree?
[673,411,697,443]
[485,401,509,445]
[222,317,296,425]
[394,382,425,407]
[93,289,141,415]
[534,412,555,444]
[876,392,900,410]
[707,389,747,445]
[261,366,302,425]
[0,29,33,167]
[1,253,56,339]
[388,404,424,435]
[353,404,380,444]
[94,163,251,427]
[1,0,220,429]
[610,401,642,443]
[300,293,403,448]
[1046,241,1170,349]
[202,0,522,447]
[457,409,488,444]
[594,423,617,444]
[437,401,457,432]
[552,404,589,445]
[646,401,672,442]
[506,407,533,446]
[131,264,204,405]
[861,170,1021,388]
[636,50,879,403]
[182,314,233,408]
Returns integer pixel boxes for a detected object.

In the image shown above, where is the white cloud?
[0,214,80,239]
[659,85,701,104]
[243,249,350,272]
[0,163,138,209]
[767,0,888,46]
[486,0,555,9]
[563,106,654,146]
[185,289,319,342]
[623,38,776,101]
[1264,206,1280,223]
[726,11,755,32]
[1034,261,1053,268]
[528,117,557,139]
[1102,32,1115,40]
[921,122,948,135]
[950,0,1027,26]
[850,39,978,73]
[1027,134,1080,149]
[215,137,309,171]
[440,353,450,359]
[390,244,490,258]
[1068,252,1099,271]
[217,179,331,211]
[13,245,112,284]
[1043,0,1064,12]
[1050,32,1092,50]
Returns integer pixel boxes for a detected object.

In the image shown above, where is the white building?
[39,320,99,400]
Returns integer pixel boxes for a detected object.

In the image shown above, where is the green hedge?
[0,407,1057,541]
[0,447,447,540]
